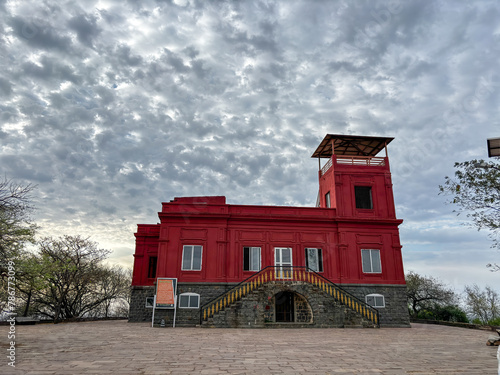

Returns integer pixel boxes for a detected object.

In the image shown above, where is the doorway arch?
[274,290,312,323]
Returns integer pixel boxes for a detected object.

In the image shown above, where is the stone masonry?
[129,281,409,327]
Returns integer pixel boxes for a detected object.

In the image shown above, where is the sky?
[1,0,499,294]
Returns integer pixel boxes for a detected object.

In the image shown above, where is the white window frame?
[361,249,382,274]
[145,297,154,308]
[243,247,261,272]
[325,192,331,208]
[365,294,385,308]
[305,248,323,272]
[178,293,200,309]
[181,245,203,271]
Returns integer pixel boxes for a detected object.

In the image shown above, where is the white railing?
[336,156,386,166]
[321,158,333,175]
[320,156,386,176]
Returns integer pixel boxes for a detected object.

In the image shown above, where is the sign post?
[151,278,177,328]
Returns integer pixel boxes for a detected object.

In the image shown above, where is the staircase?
[200,266,379,328]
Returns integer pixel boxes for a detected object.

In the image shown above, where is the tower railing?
[336,156,386,166]
[199,266,379,327]
[320,156,386,176]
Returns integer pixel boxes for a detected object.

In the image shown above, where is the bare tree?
[33,236,111,322]
[405,271,457,318]
[90,265,131,318]
[463,284,500,324]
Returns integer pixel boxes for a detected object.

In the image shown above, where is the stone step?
[201,280,376,328]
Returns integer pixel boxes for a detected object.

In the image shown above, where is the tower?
[312,134,397,220]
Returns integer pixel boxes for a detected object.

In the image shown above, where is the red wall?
[132,200,404,287]
[132,156,405,287]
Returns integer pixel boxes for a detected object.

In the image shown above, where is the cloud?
[1,0,499,290]
[67,13,102,48]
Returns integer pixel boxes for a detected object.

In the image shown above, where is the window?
[325,192,331,208]
[145,297,154,308]
[179,293,200,309]
[355,186,373,209]
[243,247,261,271]
[148,256,157,279]
[182,245,202,271]
[366,294,385,308]
[361,249,382,273]
[305,248,323,272]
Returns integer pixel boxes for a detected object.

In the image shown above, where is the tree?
[0,177,37,276]
[463,284,500,324]
[85,265,132,318]
[13,252,47,317]
[32,235,112,322]
[416,304,468,323]
[405,271,457,318]
[439,159,500,270]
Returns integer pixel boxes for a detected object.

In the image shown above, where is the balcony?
[321,156,386,176]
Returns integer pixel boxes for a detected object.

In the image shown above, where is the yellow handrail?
[200,266,379,327]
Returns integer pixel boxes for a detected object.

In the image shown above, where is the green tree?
[417,304,468,323]
[14,252,47,317]
[439,159,500,270]
[406,271,457,318]
[0,177,37,275]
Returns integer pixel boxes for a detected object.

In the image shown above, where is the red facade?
[132,135,405,289]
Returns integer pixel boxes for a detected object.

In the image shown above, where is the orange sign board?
[156,278,177,308]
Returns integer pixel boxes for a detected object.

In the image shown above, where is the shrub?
[487,317,500,326]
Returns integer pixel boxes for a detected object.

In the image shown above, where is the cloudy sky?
[1,0,499,292]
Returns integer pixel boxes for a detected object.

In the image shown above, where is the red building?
[129,135,410,327]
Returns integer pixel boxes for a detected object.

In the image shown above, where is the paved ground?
[0,320,498,374]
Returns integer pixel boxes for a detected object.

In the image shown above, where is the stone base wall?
[129,283,237,326]
[210,282,364,328]
[341,284,410,327]
[129,282,410,328]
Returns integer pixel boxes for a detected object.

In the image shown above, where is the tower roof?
[311,134,394,158]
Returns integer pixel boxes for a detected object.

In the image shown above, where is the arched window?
[365,294,385,308]
[179,293,200,309]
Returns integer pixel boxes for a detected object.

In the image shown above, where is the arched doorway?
[275,291,295,322]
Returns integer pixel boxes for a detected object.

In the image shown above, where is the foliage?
[416,304,468,323]
[405,271,457,318]
[0,177,37,276]
[463,284,500,324]
[487,317,500,326]
[439,159,500,270]
[13,252,48,317]
[13,235,131,322]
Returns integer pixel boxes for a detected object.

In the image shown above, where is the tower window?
[361,249,382,273]
[355,186,373,209]
[148,256,157,279]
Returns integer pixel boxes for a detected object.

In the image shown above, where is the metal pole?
[173,295,177,328]
[151,295,156,328]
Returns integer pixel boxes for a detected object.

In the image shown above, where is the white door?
[275,247,292,279]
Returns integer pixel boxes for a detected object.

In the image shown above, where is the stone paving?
[0,320,498,374]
